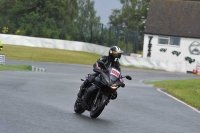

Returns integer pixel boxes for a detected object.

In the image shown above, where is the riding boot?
[77,80,90,98]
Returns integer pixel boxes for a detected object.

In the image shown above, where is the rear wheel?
[90,94,108,118]
[74,98,85,114]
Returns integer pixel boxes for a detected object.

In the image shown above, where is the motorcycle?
[74,60,132,118]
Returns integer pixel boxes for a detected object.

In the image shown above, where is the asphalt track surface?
[1,60,200,133]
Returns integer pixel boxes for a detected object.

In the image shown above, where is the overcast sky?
[94,0,122,25]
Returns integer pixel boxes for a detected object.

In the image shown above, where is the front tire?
[90,94,108,118]
[74,98,85,114]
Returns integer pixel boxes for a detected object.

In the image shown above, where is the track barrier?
[0,54,5,65]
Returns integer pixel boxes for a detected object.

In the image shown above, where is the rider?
[77,46,123,100]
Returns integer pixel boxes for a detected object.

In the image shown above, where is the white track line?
[139,80,144,83]
[157,88,200,114]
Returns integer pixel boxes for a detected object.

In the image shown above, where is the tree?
[0,0,102,42]
[76,0,101,43]
[109,0,150,52]
[0,0,79,39]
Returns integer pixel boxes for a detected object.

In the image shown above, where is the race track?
[0,60,200,133]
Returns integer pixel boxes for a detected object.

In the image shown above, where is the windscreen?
[109,67,120,82]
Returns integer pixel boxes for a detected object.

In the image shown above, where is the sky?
[94,0,122,25]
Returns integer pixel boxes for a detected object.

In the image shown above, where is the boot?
[77,80,89,98]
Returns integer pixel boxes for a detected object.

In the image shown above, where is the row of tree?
[0,0,100,40]
[109,0,150,51]
[0,0,199,53]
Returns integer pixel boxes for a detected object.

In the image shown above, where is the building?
[143,0,200,72]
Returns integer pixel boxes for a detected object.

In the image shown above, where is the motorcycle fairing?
[110,68,120,78]
[83,85,99,111]
[109,67,120,83]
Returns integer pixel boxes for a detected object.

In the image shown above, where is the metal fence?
[0,15,139,54]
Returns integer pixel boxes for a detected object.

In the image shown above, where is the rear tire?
[90,94,108,118]
[74,98,85,114]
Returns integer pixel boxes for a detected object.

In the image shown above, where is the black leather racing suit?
[78,56,121,99]
[88,55,121,84]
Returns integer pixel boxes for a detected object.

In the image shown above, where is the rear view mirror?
[125,75,132,80]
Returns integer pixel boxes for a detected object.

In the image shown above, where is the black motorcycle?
[74,61,132,118]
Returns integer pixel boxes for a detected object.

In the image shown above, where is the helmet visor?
[112,51,121,58]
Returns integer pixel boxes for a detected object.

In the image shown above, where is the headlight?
[110,84,119,90]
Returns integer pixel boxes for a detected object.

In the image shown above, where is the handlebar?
[97,60,109,72]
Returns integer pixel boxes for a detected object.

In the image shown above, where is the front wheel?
[90,94,108,118]
[74,97,85,114]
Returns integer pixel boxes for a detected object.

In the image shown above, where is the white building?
[143,0,200,73]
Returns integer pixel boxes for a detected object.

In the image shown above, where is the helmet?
[109,46,122,60]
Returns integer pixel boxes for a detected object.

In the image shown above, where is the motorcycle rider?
[77,46,123,100]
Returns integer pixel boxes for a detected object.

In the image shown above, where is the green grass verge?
[147,79,200,110]
[0,65,31,71]
[0,45,142,71]
[0,44,151,70]
[0,44,101,65]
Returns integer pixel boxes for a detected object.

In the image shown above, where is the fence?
[0,15,139,54]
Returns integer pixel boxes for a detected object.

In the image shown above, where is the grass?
[0,44,152,70]
[0,44,102,65]
[147,79,200,110]
[0,64,31,71]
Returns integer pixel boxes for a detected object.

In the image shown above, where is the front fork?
[93,88,110,106]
